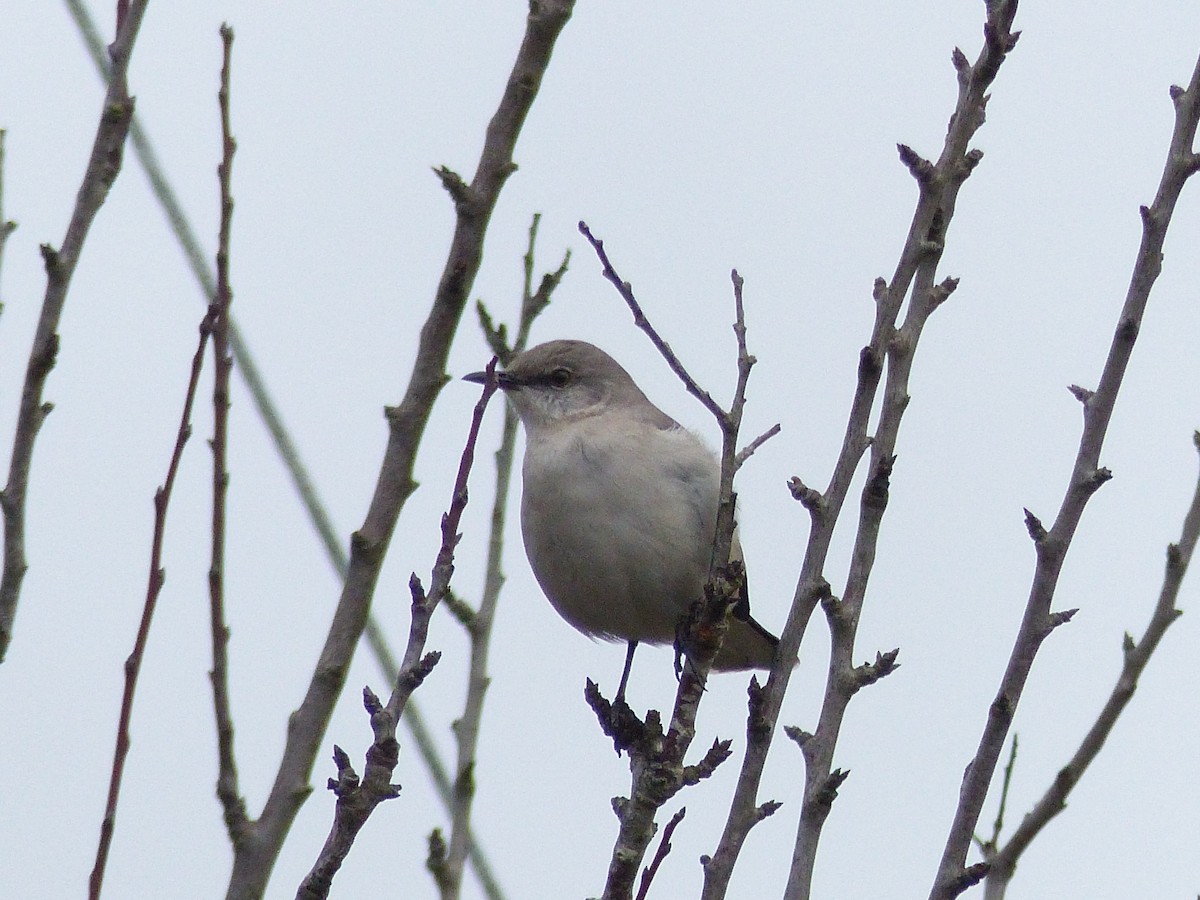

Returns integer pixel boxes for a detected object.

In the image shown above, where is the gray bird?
[466,339,779,696]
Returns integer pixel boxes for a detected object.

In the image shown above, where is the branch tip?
[787,476,825,515]
[951,46,970,79]
[1067,384,1093,405]
[929,276,960,309]
[944,861,991,895]
[897,143,936,183]
[1047,608,1078,631]
[851,647,902,692]
[362,685,382,714]
[433,165,473,209]
[756,800,783,821]
[735,423,781,469]
[1023,508,1046,543]
[783,725,812,748]
[1083,467,1113,495]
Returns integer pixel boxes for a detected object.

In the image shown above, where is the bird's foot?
[584,678,647,756]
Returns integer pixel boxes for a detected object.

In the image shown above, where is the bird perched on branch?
[465,339,779,699]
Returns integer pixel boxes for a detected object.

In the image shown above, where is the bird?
[465,339,779,700]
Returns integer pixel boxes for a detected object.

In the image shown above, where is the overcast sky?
[2,3,1199,899]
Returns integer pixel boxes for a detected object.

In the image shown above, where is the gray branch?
[982,433,1200,899]
[0,1,148,663]
[929,47,1200,900]
[704,5,1020,898]
[224,4,576,897]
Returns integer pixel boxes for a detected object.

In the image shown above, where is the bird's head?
[464,339,658,432]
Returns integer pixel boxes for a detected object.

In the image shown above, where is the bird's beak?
[463,369,513,388]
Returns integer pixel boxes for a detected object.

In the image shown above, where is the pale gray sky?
[2,3,1198,898]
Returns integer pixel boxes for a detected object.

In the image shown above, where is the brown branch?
[89,53,214,900]
[0,0,148,663]
[224,5,574,897]
[89,276,214,900]
[295,363,499,900]
[981,432,1200,899]
[438,215,565,900]
[208,24,248,844]
[930,46,1200,900]
[704,5,1022,898]
[577,220,726,424]
[634,807,686,900]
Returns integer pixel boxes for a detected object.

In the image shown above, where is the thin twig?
[0,129,18,317]
[225,6,576,897]
[578,220,726,423]
[634,807,687,900]
[982,432,1200,900]
[295,363,500,900]
[89,295,215,900]
[208,24,248,843]
[735,424,781,471]
[440,216,565,899]
[0,0,148,663]
[930,46,1200,900]
[703,6,1020,898]
[975,734,1018,859]
[87,27,210,900]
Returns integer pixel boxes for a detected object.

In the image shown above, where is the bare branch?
[439,215,564,900]
[224,6,576,896]
[634,807,686,900]
[931,46,1200,900]
[296,364,499,899]
[1,0,148,663]
[982,433,1200,899]
[735,423,782,470]
[89,28,209,900]
[208,24,248,844]
[705,4,1025,896]
[591,265,766,899]
[974,734,1018,860]
[578,220,727,424]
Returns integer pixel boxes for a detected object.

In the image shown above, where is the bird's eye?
[548,367,572,388]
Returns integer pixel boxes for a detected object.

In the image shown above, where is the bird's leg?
[615,640,638,708]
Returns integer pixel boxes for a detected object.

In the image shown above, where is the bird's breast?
[518,420,720,642]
